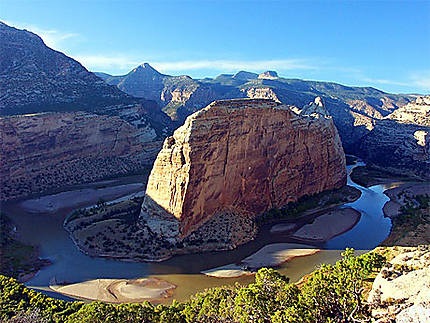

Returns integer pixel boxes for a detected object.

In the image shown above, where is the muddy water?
[2,160,397,303]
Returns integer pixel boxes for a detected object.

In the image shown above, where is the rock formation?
[139,98,346,241]
[356,95,430,179]
[356,120,429,179]
[389,95,430,126]
[0,112,163,201]
[369,246,430,322]
[258,71,279,79]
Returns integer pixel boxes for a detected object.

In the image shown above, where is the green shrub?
[0,249,385,322]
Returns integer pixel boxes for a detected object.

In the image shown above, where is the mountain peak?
[258,71,278,80]
[134,62,161,75]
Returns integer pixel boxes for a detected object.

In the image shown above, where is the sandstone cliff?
[355,95,430,179]
[139,98,346,240]
[388,95,430,126]
[0,112,163,201]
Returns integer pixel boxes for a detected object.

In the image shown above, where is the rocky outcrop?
[139,98,346,241]
[242,87,281,102]
[369,246,430,322]
[258,71,279,79]
[0,112,163,201]
[389,95,430,126]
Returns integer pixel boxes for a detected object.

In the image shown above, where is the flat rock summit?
[139,98,346,242]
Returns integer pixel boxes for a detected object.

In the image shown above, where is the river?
[2,159,399,303]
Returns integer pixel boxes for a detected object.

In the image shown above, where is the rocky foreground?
[369,246,430,322]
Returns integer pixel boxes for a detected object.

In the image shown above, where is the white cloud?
[71,55,317,74]
[410,72,430,92]
[72,55,141,71]
[2,20,79,49]
[361,77,409,87]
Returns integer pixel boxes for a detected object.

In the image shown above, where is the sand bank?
[50,277,176,303]
[292,207,360,242]
[383,182,430,218]
[203,243,319,278]
[20,183,144,213]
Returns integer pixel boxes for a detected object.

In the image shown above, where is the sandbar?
[292,207,360,242]
[50,277,176,303]
[20,183,144,213]
[203,243,319,278]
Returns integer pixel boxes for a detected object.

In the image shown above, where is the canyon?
[64,97,348,261]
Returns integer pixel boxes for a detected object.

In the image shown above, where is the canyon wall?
[356,95,430,179]
[139,98,346,240]
[0,112,163,201]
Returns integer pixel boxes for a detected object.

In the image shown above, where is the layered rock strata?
[0,112,162,201]
[389,95,430,126]
[139,98,346,242]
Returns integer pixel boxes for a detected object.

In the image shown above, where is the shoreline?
[381,182,430,246]
[202,208,361,279]
[290,207,361,243]
[65,185,362,264]
[19,183,145,214]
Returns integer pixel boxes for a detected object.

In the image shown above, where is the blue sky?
[2,0,430,93]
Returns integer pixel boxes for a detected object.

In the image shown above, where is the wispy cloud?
[2,20,79,49]
[152,59,316,73]
[73,55,141,71]
[73,55,317,75]
[410,71,430,92]
[361,77,410,87]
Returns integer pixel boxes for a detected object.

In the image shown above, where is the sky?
[1,0,430,94]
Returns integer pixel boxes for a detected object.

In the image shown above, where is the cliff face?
[388,95,430,126]
[356,96,430,179]
[140,98,346,239]
[0,112,163,201]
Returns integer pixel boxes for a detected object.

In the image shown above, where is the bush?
[0,249,385,322]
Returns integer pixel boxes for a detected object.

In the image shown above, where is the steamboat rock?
[139,98,346,240]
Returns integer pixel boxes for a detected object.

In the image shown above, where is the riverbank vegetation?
[350,165,414,187]
[256,185,361,225]
[0,249,385,323]
[383,194,430,246]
